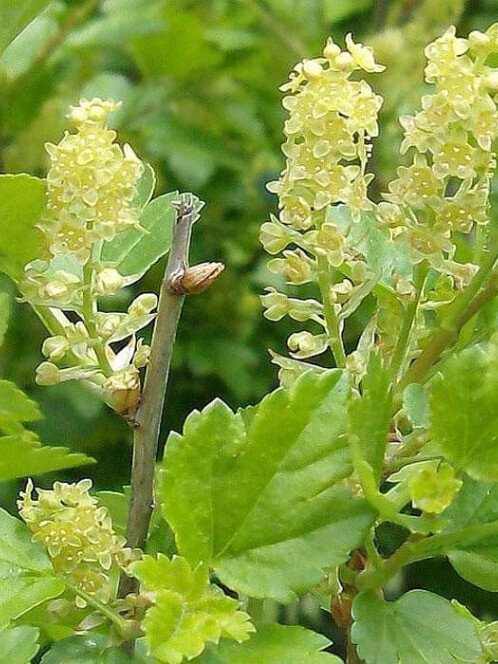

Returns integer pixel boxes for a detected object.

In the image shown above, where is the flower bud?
[133,340,151,368]
[36,362,62,386]
[128,293,158,317]
[260,288,289,321]
[104,367,141,418]
[96,268,124,296]
[96,313,122,339]
[287,331,328,358]
[42,336,69,362]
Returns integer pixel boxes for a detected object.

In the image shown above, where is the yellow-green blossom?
[18,479,132,607]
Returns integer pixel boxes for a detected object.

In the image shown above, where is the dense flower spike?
[18,479,132,607]
[261,35,384,372]
[20,99,156,416]
[383,25,498,273]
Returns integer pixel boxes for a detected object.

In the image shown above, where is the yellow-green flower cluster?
[267,34,384,224]
[261,36,384,362]
[18,479,131,608]
[382,25,498,273]
[45,98,143,254]
[21,99,156,417]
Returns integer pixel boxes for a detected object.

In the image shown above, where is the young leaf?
[192,623,343,663]
[101,192,177,279]
[430,346,498,481]
[349,352,391,484]
[0,0,51,54]
[442,474,498,591]
[0,174,46,279]
[160,370,375,603]
[402,383,430,429]
[351,590,483,664]
[132,163,156,209]
[0,507,64,627]
[101,191,203,281]
[40,634,144,663]
[0,434,94,481]
[131,555,254,664]
[0,625,39,664]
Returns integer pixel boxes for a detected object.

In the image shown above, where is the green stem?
[357,520,498,591]
[364,529,383,570]
[390,262,427,379]
[64,581,131,638]
[399,243,498,390]
[82,262,112,376]
[314,212,346,368]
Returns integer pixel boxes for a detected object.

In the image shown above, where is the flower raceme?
[261,26,498,380]
[21,98,158,417]
[18,479,132,607]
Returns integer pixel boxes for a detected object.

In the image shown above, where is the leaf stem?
[398,244,498,390]
[390,262,427,379]
[82,262,112,376]
[119,196,195,598]
[357,520,498,591]
[64,581,131,638]
[315,212,347,368]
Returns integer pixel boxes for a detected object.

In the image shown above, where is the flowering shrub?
[2,21,498,664]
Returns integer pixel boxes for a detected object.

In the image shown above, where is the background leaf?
[430,346,498,481]
[0,507,64,627]
[0,0,51,54]
[0,435,94,481]
[0,379,41,423]
[192,623,343,663]
[351,590,483,664]
[442,474,498,592]
[0,174,46,279]
[40,634,145,663]
[160,370,375,602]
[0,625,39,664]
[0,380,94,480]
[0,291,10,347]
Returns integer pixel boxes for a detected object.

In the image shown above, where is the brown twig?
[118,195,196,598]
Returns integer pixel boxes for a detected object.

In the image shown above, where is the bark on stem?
[119,195,195,598]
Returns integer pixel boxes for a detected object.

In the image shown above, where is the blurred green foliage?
[1,0,498,656]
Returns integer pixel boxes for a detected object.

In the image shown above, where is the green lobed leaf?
[0,174,46,279]
[0,379,42,423]
[349,352,391,484]
[0,434,94,481]
[101,191,184,280]
[351,590,483,664]
[192,624,343,663]
[0,625,39,664]
[0,0,51,54]
[160,370,375,603]
[430,345,498,481]
[0,507,64,627]
[131,554,254,664]
[442,474,498,591]
[40,634,145,663]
